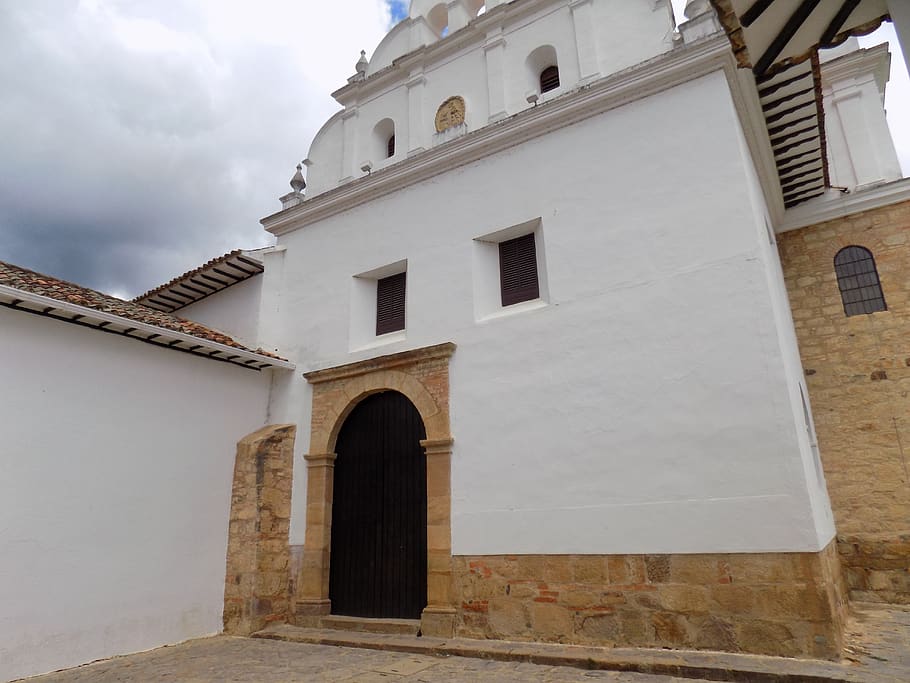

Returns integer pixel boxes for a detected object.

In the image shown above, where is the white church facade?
[2,0,909,679]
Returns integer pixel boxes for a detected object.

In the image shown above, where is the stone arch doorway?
[296,343,456,637]
[330,391,427,619]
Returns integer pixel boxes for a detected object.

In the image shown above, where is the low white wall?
[0,309,271,682]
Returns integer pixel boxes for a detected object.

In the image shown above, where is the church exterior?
[1,1,908,680]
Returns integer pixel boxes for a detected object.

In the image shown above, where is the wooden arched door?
[330,391,428,619]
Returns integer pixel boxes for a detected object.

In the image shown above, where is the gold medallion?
[435,96,466,133]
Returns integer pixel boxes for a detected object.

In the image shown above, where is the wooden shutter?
[540,65,560,93]
[499,233,539,306]
[387,135,396,158]
[376,272,406,335]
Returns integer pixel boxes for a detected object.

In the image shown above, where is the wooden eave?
[709,0,891,208]
[133,250,264,314]
[0,285,292,372]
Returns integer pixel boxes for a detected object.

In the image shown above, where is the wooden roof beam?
[820,0,862,47]
[742,0,779,27]
[754,0,823,77]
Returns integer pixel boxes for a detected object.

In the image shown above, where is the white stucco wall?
[0,310,271,682]
[178,274,264,350]
[734,107,837,550]
[269,69,833,556]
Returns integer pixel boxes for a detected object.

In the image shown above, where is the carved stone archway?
[295,343,456,636]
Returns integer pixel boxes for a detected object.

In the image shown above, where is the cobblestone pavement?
[22,603,910,683]
[24,638,692,683]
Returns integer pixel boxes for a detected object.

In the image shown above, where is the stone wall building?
[779,197,910,605]
[2,1,909,680]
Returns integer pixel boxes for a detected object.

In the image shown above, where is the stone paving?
[23,638,690,683]
[21,603,910,683]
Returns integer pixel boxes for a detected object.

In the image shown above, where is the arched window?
[540,65,560,93]
[427,4,448,38]
[465,0,485,16]
[372,118,395,163]
[834,246,886,316]
[526,46,559,97]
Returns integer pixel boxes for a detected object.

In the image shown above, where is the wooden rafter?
[820,0,863,47]
[741,0,778,27]
[754,0,823,77]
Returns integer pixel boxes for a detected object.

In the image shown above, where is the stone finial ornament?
[355,50,369,76]
[290,163,306,193]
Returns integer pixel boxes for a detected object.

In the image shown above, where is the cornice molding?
[303,342,456,384]
[777,177,910,233]
[263,36,735,236]
[820,43,891,92]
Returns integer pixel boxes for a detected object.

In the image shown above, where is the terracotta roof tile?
[133,249,264,312]
[0,260,285,362]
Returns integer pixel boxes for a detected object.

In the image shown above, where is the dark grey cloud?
[0,1,389,296]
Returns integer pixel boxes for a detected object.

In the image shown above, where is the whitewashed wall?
[0,310,271,683]
[269,69,834,556]
[178,274,264,350]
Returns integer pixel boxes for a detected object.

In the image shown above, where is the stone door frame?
[295,342,456,637]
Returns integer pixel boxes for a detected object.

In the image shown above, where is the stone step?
[320,615,421,636]
[252,623,879,683]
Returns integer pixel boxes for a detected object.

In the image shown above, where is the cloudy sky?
[0,1,907,298]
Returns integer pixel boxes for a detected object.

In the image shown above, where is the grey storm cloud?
[0,0,390,297]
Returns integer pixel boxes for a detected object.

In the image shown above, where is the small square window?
[499,233,539,306]
[376,271,406,335]
[472,219,547,322]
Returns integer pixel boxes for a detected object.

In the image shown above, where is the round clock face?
[435,96,466,133]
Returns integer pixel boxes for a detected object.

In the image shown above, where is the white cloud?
[0,0,391,296]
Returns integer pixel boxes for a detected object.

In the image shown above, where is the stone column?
[420,437,456,637]
[223,424,296,636]
[340,107,359,183]
[447,0,472,33]
[294,452,337,624]
[823,46,902,189]
[570,0,600,81]
[484,28,508,122]
[406,71,427,156]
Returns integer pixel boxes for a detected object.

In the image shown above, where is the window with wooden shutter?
[376,272,406,335]
[499,233,539,306]
[540,65,560,93]
[834,246,886,316]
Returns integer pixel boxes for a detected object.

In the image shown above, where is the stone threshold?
[251,623,883,683]
[320,615,421,636]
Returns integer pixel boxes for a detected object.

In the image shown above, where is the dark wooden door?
[330,391,427,619]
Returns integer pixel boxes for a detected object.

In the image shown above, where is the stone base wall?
[223,424,297,636]
[453,542,847,659]
[838,533,910,605]
[778,198,910,603]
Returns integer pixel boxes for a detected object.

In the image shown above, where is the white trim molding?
[263,35,738,236]
[777,177,910,233]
